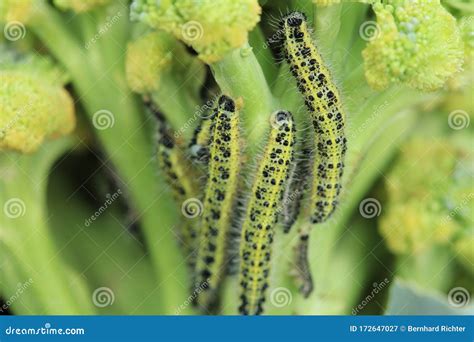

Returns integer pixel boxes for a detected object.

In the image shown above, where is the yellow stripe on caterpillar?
[280,11,347,224]
[239,110,296,315]
[144,99,200,267]
[189,116,213,164]
[195,95,242,310]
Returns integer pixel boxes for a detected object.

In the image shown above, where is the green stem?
[152,72,200,136]
[29,3,192,314]
[0,139,95,314]
[210,44,275,147]
[248,26,279,86]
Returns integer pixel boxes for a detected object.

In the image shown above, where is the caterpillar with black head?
[194,95,242,310]
[280,11,347,224]
[144,98,200,269]
[189,116,212,164]
[238,110,296,315]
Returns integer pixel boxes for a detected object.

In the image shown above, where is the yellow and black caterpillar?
[281,12,347,224]
[195,95,241,310]
[144,98,200,266]
[189,116,212,164]
[239,110,296,315]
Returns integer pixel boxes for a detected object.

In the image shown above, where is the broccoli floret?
[0,51,75,153]
[125,31,177,93]
[363,0,464,91]
[379,138,472,255]
[130,0,261,63]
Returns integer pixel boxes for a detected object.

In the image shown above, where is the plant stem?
[0,139,95,314]
[28,2,192,314]
[210,44,275,147]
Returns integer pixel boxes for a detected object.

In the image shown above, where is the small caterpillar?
[194,95,241,310]
[189,116,212,164]
[281,11,347,224]
[239,110,296,315]
[144,99,199,266]
[294,234,313,298]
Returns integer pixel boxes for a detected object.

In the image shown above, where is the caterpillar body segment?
[239,110,296,315]
[189,116,213,164]
[195,95,242,310]
[280,11,347,224]
[294,233,314,298]
[280,141,312,233]
[144,99,200,266]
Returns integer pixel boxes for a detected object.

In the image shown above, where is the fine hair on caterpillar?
[144,97,201,275]
[238,110,296,315]
[194,95,242,311]
[280,10,347,225]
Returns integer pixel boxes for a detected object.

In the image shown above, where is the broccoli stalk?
[0,139,95,314]
[1,0,193,313]
[0,53,93,312]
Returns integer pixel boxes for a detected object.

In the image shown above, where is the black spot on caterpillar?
[194,95,241,310]
[144,98,200,270]
[189,116,212,164]
[280,137,313,233]
[238,110,296,315]
[280,11,347,224]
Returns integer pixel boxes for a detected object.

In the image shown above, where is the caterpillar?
[144,98,200,267]
[194,95,241,310]
[294,234,313,298]
[239,110,296,315]
[280,11,347,224]
[189,116,212,164]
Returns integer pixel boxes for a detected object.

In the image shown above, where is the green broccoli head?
[379,137,472,255]
[362,0,464,91]
[130,0,261,63]
[125,30,204,95]
[125,31,177,93]
[0,50,75,153]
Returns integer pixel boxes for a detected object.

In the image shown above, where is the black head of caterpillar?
[280,11,307,29]
[194,94,241,311]
[280,10,347,225]
[238,110,296,316]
